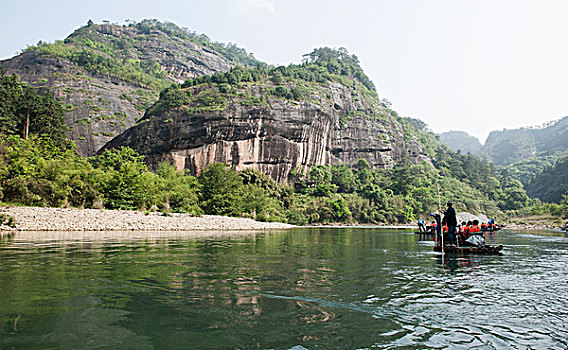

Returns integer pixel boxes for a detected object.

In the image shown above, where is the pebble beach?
[0,206,295,233]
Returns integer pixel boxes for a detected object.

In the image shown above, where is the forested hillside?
[1,21,566,224]
[440,117,568,205]
[485,116,568,165]
[1,19,261,156]
[525,155,568,203]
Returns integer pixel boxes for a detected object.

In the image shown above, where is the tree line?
[1,65,567,224]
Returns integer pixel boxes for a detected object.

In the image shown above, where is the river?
[1,228,567,349]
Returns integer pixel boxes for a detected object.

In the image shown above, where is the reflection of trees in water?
[0,228,441,349]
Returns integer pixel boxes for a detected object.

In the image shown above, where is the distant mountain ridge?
[440,117,568,203]
[441,116,568,165]
[0,19,261,156]
[439,131,485,157]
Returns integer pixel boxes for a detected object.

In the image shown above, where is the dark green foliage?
[198,163,246,216]
[0,67,21,135]
[501,152,568,187]
[302,47,376,93]
[0,213,15,227]
[88,147,152,210]
[331,165,356,193]
[197,163,284,221]
[154,162,202,214]
[500,178,530,209]
[0,68,67,145]
[0,135,99,207]
[525,155,568,203]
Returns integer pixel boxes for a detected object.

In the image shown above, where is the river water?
[0,228,566,349]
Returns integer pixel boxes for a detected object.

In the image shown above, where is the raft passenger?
[418,218,425,233]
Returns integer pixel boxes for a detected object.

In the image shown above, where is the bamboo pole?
[437,182,444,254]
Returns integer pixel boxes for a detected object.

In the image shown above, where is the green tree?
[89,147,151,210]
[0,68,66,144]
[331,164,356,193]
[0,135,100,207]
[154,162,202,214]
[198,163,244,215]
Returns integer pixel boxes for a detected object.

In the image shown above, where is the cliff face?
[103,81,428,182]
[2,51,151,156]
[0,21,255,156]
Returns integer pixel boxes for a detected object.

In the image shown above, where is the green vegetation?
[525,155,568,203]
[0,136,286,220]
[0,213,15,227]
[0,67,67,146]
[24,19,262,93]
[143,48,383,123]
[30,39,170,91]
[4,26,566,225]
[133,19,261,67]
[2,130,566,224]
[181,47,376,95]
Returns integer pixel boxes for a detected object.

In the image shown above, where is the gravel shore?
[0,206,295,232]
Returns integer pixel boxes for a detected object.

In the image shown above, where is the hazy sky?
[2,0,567,143]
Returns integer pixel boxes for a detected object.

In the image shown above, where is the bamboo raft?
[434,245,504,255]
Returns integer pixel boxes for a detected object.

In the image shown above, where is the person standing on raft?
[442,202,457,246]
[430,211,442,245]
[417,218,425,233]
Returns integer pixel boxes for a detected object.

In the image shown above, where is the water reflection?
[0,228,567,349]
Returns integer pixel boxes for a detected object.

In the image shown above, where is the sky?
[2,0,567,143]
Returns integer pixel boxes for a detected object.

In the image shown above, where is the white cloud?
[234,0,277,15]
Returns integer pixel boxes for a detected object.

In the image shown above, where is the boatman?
[442,202,457,246]
[429,211,442,245]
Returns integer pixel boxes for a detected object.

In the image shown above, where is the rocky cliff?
[102,67,428,182]
[0,20,259,156]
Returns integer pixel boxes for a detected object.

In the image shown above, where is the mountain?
[439,131,484,157]
[439,117,568,203]
[0,19,261,156]
[440,117,568,166]
[485,116,568,165]
[102,49,430,182]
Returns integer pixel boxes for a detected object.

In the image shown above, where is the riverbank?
[503,222,564,231]
[0,206,295,232]
[504,213,567,231]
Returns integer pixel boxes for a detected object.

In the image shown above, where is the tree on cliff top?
[302,47,376,92]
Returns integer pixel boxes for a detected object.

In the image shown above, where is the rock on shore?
[0,206,294,232]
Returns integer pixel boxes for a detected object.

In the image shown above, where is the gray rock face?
[1,24,236,156]
[2,52,148,156]
[103,82,429,182]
